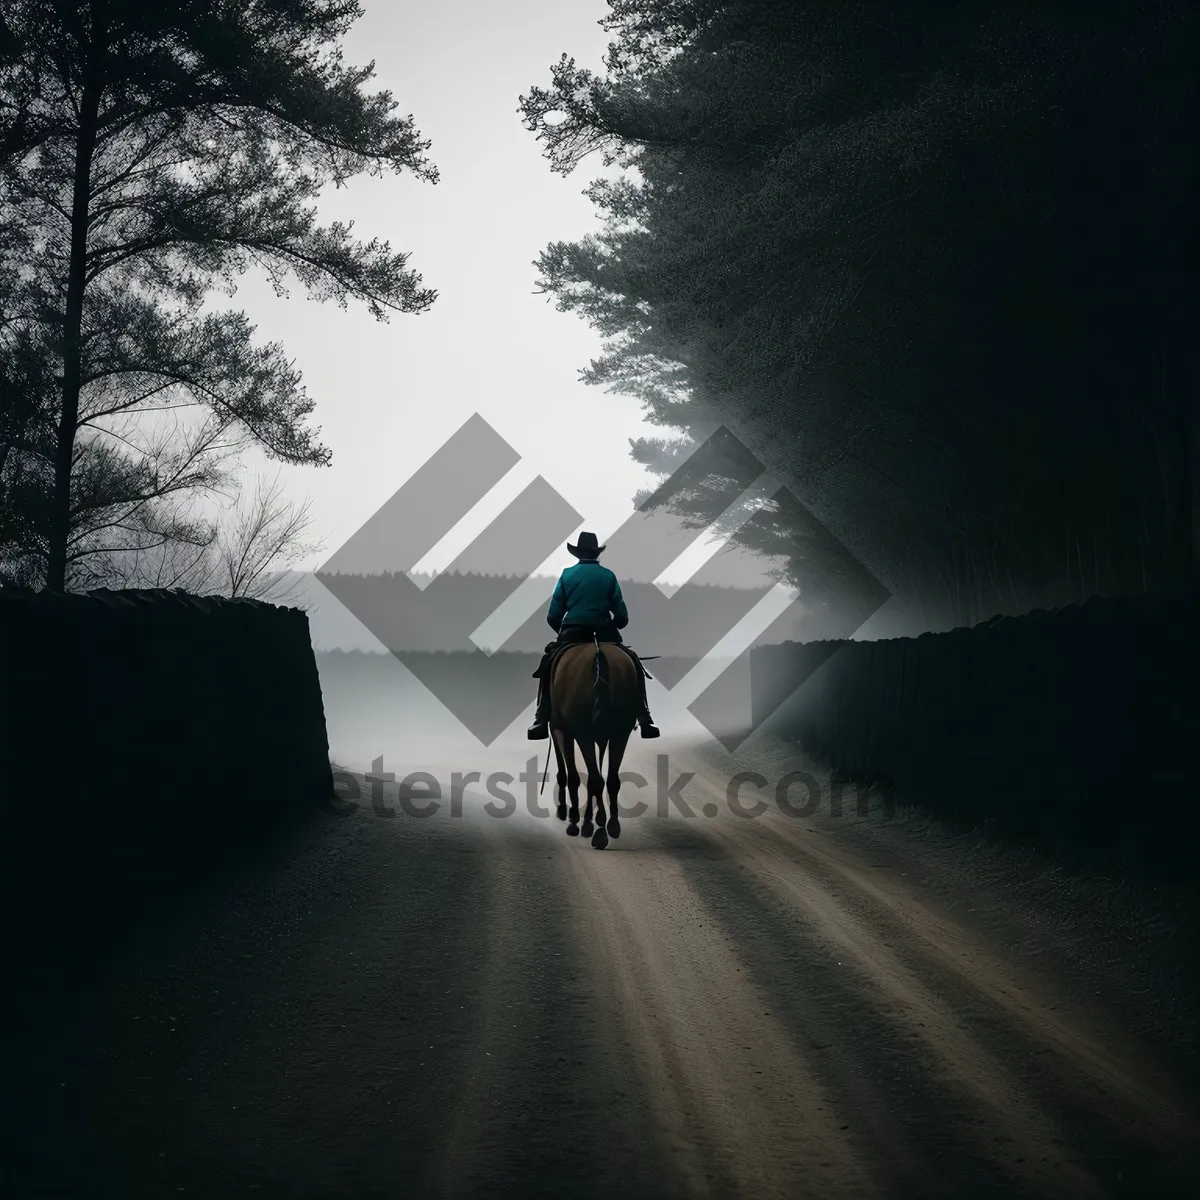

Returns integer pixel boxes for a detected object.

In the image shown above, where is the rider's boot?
[527,658,552,740]
[632,652,660,738]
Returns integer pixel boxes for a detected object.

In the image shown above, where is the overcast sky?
[229,0,661,581]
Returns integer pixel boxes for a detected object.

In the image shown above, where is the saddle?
[534,636,656,682]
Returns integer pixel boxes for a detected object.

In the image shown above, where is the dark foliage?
[522,0,1198,631]
[1,1,438,588]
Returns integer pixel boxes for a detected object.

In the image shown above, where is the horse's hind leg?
[593,738,609,839]
[551,730,568,822]
[606,729,630,839]
[579,739,608,850]
[557,732,581,836]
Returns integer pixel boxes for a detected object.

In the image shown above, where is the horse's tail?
[592,636,610,776]
[590,635,609,731]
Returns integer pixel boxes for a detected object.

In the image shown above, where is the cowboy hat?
[567,531,606,558]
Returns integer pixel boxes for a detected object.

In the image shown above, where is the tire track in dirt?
[19,744,1198,1198]
[638,821,1061,1196]
[562,831,879,1199]
[759,805,1200,1141]
[694,812,1100,1195]
[670,747,1200,1194]
[434,817,671,1199]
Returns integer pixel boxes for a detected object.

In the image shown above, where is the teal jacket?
[547,561,628,632]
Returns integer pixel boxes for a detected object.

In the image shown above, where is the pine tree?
[522,0,1197,626]
[1,1,439,589]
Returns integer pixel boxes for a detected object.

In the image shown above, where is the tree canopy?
[522,0,1197,631]
[1,0,438,589]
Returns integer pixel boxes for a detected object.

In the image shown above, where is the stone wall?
[0,588,334,956]
[749,591,1198,879]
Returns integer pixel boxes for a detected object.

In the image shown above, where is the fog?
[319,648,750,778]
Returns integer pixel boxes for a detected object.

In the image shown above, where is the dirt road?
[11,738,1198,1197]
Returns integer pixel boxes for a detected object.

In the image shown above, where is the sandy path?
[562,837,875,1198]
[9,739,1198,1197]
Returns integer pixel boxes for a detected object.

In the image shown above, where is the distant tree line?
[521,0,1198,632]
[314,568,782,654]
[0,0,436,593]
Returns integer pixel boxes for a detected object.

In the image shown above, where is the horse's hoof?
[556,803,567,821]
[607,818,621,839]
[591,828,609,850]
[567,824,579,837]
[582,820,594,838]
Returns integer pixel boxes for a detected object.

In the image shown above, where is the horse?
[549,639,639,850]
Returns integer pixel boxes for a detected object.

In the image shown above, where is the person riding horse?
[527,531,660,741]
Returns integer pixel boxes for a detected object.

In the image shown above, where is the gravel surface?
[7,737,1198,1197]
